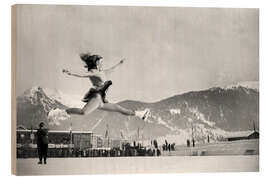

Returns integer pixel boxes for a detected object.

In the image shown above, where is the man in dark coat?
[36,122,49,164]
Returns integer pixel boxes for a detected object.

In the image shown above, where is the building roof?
[225,130,256,138]
[16,129,93,134]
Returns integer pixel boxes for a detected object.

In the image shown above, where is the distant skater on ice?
[48,53,150,125]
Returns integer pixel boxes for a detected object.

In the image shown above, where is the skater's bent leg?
[66,108,84,115]
[99,103,135,116]
[66,94,102,115]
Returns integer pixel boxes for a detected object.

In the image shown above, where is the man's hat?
[39,122,45,127]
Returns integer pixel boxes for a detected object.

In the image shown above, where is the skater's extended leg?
[66,94,103,115]
[100,104,150,121]
[99,103,135,116]
[48,94,103,125]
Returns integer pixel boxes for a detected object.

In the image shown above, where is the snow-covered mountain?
[16,86,67,128]
[16,81,259,145]
[43,88,84,108]
[223,81,259,91]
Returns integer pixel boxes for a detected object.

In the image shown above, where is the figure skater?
[48,53,150,125]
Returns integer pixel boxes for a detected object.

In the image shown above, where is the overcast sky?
[15,5,259,102]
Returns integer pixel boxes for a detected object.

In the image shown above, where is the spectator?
[157,149,161,156]
[165,139,168,151]
[187,139,190,147]
[36,122,49,164]
[192,139,195,147]
[162,144,166,151]
[153,140,158,149]
[171,143,175,151]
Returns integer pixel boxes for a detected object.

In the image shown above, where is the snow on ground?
[156,117,179,132]
[163,139,259,156]
[91,114,106,131]
[189,107,216,127]
[169,109,181,115]
[156,130,190,145]
[154,127,257,146]
[16,155,259,175]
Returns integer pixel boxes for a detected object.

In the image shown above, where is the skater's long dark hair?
[80,53,102,71]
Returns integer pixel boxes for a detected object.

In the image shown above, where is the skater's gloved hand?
[107,80,112,85]
[62,69,71,75]
[119,59,125,64]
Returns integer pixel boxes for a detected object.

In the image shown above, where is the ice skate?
[135,108,151,122]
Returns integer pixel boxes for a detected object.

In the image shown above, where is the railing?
[16,146,160,158]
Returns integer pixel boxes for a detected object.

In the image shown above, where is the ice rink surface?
[16,155,259,175]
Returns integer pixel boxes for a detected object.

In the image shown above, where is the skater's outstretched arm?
[62,69,99,78]
[104,59,125,75]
